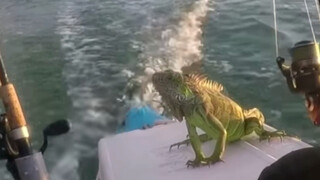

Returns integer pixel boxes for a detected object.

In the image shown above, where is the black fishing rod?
[0,49,71,180]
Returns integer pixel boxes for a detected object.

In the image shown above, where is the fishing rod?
[0,49,71,180]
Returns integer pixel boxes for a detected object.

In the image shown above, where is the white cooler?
[96,121,311,180]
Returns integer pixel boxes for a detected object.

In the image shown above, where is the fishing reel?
[0,116,71,180]
[277,40,320,126]
[277,40,320,94]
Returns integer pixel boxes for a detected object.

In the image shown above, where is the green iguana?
[152,69,288,167]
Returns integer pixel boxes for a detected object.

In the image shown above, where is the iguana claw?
[169,139,190,151]
[259,130,290,142]
[186,157,224,168]
[186,160,202,168]
[169,134,212,151]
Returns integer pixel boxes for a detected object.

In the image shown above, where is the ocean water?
[0,0,320,179]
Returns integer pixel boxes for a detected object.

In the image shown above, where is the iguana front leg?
[183,109,226,167]
[197,112,227,166]
[184,121,206,167]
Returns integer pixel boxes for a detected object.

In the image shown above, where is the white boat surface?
[96,121,311,180]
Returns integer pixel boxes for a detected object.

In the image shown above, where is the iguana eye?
[175,95,185,102]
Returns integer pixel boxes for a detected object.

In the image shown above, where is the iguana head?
[152,69,188,121]
[152,70,185,90]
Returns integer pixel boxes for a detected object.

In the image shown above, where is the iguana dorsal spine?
[185,74,224,93]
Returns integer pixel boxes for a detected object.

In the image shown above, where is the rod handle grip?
[1,83,27,129]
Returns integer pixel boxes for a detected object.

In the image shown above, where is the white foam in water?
[134,0,211,113]
[143,0,210,72]
[54,1,85,180]
[167,0,209,71]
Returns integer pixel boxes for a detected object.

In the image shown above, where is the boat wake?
[123,0,212,115]
[53,0,212,179]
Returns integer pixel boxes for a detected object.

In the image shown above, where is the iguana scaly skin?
[152,70,288,167]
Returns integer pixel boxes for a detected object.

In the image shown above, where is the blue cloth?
[118,105,165,133]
